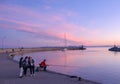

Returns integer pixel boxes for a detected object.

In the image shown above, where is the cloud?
[0,17,44,28]
[0,21,83,45]
[0,4,101,46]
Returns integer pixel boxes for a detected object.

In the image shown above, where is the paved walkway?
[0,53,101,84]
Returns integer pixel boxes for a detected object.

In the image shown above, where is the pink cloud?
[0,4,78,29]
[0,17,44,28]
[0,16,88,45]
[0,4,79,25]
[43,30,84,44]
[82,28,99,35]
[0,4,101,46]
[1,5,45,20]
[0,22,84,45]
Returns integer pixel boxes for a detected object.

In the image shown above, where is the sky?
[0,0,120,48]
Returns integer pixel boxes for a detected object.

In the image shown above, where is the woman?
[19,57,24,78]
[23,56,29,76]
[28,57,35,76]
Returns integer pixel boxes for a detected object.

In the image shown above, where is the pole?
[2,38,3,50]
[2,36,6,50]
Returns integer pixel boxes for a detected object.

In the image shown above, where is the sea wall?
[0,47,64,56]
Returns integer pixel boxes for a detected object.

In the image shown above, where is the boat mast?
[64,33,67,48]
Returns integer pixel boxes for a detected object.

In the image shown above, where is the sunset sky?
[0,0,120,48]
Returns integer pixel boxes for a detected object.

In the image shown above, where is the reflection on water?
[14,47,120,84]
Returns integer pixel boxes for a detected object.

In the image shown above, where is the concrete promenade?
[0,53,101,84]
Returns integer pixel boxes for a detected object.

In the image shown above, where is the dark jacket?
[28,59,35,66]
[19,60,24,68]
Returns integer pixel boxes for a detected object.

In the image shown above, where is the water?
[14,47,120,84]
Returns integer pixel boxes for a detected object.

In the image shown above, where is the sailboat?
[109,45,120,52]
[62,33,67,51]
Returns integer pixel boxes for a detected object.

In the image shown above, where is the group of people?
[19,56,47,78]
[19,56,35,78]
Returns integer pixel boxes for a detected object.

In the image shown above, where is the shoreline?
[0,49,102,84]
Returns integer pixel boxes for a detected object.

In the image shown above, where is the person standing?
[23,56,29,76]
[28,57,35,76]
[19,57,24,78]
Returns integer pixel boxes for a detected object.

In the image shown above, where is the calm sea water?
[14,47,120,84]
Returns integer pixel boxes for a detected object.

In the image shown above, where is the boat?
[62,47,67,51]
[108,45,120,52]
[78,45,86,50]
